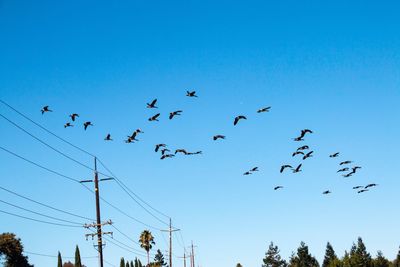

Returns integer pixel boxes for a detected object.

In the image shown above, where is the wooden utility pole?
[161,218,180,267]
[178,251,189,267]
[81,157,113,267]
[191,242,195,267]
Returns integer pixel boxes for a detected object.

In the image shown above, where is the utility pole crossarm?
[160,218,180,267]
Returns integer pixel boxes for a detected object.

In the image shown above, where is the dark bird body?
[292,151,304,157]
[323,190,332,195]
[155,144,167,152]
[186,91,198,97]
[257,107,271,113]
[41,106,52,114]
[340,161,353,165]
[303,151,314,160]
[147,99,158,108]
[365,183,378,189]
[169,110,183,120]
[274,186,283,190]
[358,189,369,194]
[149,113,160,121]
[161,154,175,160]
[337,168,349,173]
[293,164,302,173]
[175,149,188,155]
[104,134,112,141]
[297,146,309,151]
[213,135,226,141]
[233,115,247,125]
[330,152,340,158]
[353,186,363,189]
[83,121,93,130]
[64,122,73,128]
[69,113,79,121]
[280,165,292,173]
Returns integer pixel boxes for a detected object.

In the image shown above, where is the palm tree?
[139,230,155,267]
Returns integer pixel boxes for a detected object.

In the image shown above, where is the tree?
[322,242,339,267]
[0,233,33,267]
[352,237,372,267]
[393,247,400,267]
[63,262,74,267]
[373,251,390,267]
[288,242,319,267]
[139,230,155,267]
[120,257,126,267]
[153,249,167,267]
[236,263,243,267]
[74,245,82,267]
[58,252,63,267]
[126,262,130,267]
[262,242,287,267]
[135,257,143,267]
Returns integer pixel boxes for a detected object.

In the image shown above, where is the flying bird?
[169,110,183,120]
[243,171,252,175]
[337,168,349,173]
[147,99,158,108]
[128,131,139,142]
[297,145,309,151]
[293,129,313,141]
[280,165,293,173]
[329,152,340,158]
[250,167,259,172]
[104,134,112,141]
[155,144,167,152]
[175,149,188,155]
[352,186,364,190]
[257,107,271,113]
[160,148,170,155]
[365,183,378,189]
[188,151,202,155]
[342,172,354,178]
[83,121,93,130]
[292,164,302,173]
[69,113,79,121]
[64,122,73,128]
[233,115,247,126]
[213,135,226,141]
[161,154,175,160]
[323,190,332,195]
[135,128,144,134]
[303,151,314,160]
[358,189,369,194]
[352,166,362,173]
[340,161,353,165]
[148,113,160,122]
[186,91,198,97]
[41,106,52,114]
[292,151,304,157]
[274,186,283,190]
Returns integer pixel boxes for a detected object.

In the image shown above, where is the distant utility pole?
[81,157,114,267]
[190,241,196,267]
[177,250,190,267]
[161,218,180,267]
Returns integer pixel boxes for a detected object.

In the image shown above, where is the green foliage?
[153,249,167,267]
[135,257,143,267]
[0,233,33,267]
[120,257,126,267]
[288,242,319,267]
[126,262,130,267]
[322,242,339,267]
[236,263,243,267]
[63,262,74,267]
[262,242,287,267]
[139,230,155,266]
[372,251,389,267]
[75,245,82,267]
[352,237,372,267]
[393,247,400,267]
[58,251,63,267]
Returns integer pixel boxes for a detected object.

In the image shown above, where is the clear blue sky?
[1,1,399,267]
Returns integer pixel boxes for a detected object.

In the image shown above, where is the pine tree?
[341,251,351,267]
[373,251,390,267]
[288,242,319,267]
[353,237,372,267]
[120,257,126,267]
[393,247,400,267]
[322,242,339,267]
[236,263,243,267]
[262,242,287,267]
[130,260,135,267]
[126,262,130,267]
[58,251,63,267]
[75,245,82,267]
[154,249,167,267]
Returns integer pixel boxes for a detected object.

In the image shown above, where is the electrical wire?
[0,185,95,221]
[24,251,97,259]
[0,209,83,228]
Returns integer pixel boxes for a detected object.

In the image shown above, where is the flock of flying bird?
[40,90,377,195]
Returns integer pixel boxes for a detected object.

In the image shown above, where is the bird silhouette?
[337,168,349,173]
[125,138,134,143]
[297,145,309,151]
[352,166,362,173]
[128,131,139,142]
[339,161,353,165]
[160,148,170,155]
[104,134,112,141]
[188,151,202,155]
[64,122,73,128]
[292,151,305,157]
[41,106,52,114]
[323,190,332,195]
[135,128,144,134]
[233,115,247,126]
[186,91,198,97]
[250,167,259,172]
[161,154,175,160]
[342,172,354,178]
[292,164,302,173]
[169,110,183,120]
[303,151,314,160]
[280,165,292,173]
[213,135,226,141]
[329,152,340,158]
[69,113,79,121]
[365,183,378,189]
[257,107,271,113]
[353,186,364,189]
[274,186,284,190]
[175,149,188,155]
[243,171,252,175]
[294,129,313,141]
[147,99,158,108]
[83,121,93,130]
[149,113,160,121]
[155,144,167,152]
[358,189,369,194]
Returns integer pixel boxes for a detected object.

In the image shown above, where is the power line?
[0,146,81,183]
[25,251,97,259]
[111,224,140,245]
[0,112,97,173]
[0,185,95,221]
[0,99,96,158]
[0,209,83,228]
